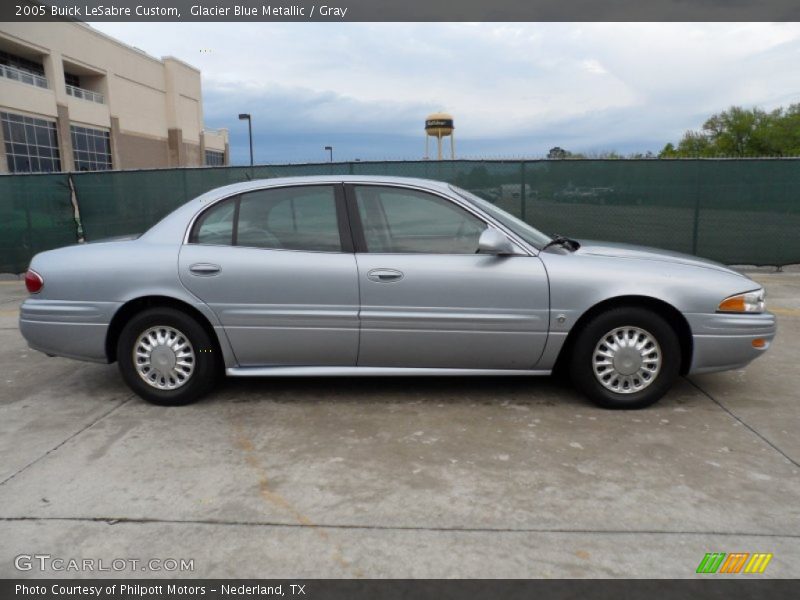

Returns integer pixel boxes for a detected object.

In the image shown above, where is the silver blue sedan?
[20,176,775,409]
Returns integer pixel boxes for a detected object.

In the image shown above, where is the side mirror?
[478,228,516,255]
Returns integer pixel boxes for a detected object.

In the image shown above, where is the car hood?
[573,239,747,277]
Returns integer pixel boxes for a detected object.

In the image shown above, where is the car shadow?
[210,373,584,407]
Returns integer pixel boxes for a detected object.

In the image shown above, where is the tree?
[761,104,800,156]
[659,104,800,157]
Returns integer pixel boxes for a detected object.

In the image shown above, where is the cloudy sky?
[91,22,800,165]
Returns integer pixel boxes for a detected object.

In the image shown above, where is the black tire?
[569,307,681,409]
[117,307,218,406]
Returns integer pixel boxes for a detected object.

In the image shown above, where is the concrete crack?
[686,377,800,470]
[1,515,798,539]
[0,395,134,487]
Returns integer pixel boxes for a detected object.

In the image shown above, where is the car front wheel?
[569,307,681,409]
[117,307,218,406]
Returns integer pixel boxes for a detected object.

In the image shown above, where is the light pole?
[238,113,253,166]
[324,145,333,162]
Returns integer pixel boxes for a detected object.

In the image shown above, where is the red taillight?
[25,269,43,294]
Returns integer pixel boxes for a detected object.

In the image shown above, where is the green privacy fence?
[2,159,799,273]
[0,174,79,274]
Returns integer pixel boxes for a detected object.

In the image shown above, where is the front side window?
[450,185,552,249]
[354,186,486,254]
[190,186,341,252]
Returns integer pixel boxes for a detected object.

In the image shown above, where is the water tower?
[425,112,455,160]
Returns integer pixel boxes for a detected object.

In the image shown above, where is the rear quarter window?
[190,197,236,245]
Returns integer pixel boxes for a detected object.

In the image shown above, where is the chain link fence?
[2,159,799,273]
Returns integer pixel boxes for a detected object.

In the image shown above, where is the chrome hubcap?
[592,326,661,394]
[134,326,195,390]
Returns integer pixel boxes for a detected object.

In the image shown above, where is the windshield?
[450,185,552,250]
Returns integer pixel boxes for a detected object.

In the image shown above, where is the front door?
[179,184,359,367]
[348,184,549,369]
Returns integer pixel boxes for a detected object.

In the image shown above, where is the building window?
[0,50,48,88]
[0,50,45,76]
[205,149,225,166]
[70,125,112,171]
[1,112,61,173]
[64,72,81,87]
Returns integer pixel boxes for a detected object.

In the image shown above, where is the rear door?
[347,184,549,370]
[179,184,359,367]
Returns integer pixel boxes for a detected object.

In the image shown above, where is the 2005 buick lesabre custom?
[20,176,775,409]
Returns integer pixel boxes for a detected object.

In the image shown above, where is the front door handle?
[367,268,403,282]
[189,263,221,276]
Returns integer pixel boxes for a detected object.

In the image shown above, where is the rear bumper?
[686,312,776,374]
[19,299,120,363]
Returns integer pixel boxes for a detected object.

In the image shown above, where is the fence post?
[520,161,527,221]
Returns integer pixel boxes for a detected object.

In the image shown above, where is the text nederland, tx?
[16,584,304,596]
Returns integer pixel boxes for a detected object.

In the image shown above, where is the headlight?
[718,289,765,313]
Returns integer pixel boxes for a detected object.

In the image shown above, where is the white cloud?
[581,59,607,75]
[89,22,800,159]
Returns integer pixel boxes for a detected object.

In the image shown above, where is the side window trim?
[231,195,241,246]
[334,183,355,253]
[343,183,368,253]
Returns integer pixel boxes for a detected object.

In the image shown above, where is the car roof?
[193,175,453,204]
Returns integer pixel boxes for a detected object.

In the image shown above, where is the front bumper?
[686,311,776,374]
[19,299,120,363]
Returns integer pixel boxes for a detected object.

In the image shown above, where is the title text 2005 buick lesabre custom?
[20,176,775,409]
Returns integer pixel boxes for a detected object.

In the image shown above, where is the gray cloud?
[91,22,800,163]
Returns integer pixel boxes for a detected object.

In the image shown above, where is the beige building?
[0,21,229,173]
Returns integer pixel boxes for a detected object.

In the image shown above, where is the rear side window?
[189,185,341,252]
[190,197,236,245]
[238,186,341,251]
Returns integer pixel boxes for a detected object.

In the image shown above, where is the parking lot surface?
[0,272,798,578]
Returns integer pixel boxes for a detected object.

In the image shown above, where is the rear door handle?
[367,268,404,282]
[189,263,221,276]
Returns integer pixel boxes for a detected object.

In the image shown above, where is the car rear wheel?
[569,307,681,409]
[117,307,218,406]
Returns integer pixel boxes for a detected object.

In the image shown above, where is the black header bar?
[4,0,800,22]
